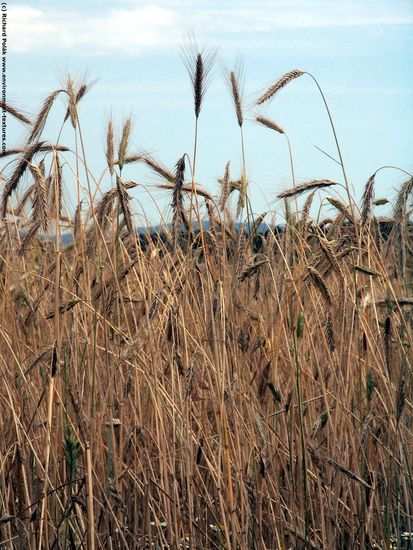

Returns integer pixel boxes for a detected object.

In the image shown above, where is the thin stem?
[192,117,199,184]
[240,125,254,235]
[240,125,246,178]
[305,73,353,212]
[285,134,296,189]
[373,166,413,178]
[188,116,199,234]
[305,71,361,305]
[189,118,212,275]
[284,133,300,219]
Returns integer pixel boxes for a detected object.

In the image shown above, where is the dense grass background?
[0,63,412,549]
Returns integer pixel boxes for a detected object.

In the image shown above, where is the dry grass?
[0,64,412,550]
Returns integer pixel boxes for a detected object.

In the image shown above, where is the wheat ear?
[1,141,46,217]
[0,101,31,125]
[256,69,304,105]
[278,179,337,199]
[256,115,285,135]
[361,174,376,225]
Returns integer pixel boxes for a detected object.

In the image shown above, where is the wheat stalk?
[361,174,376,225]
[0,144,69,159]
[306,265,332,305]
[143,155,175,183]
[157,181,212,201]
[118,118,132,172]
[63,77,94,127]
[0,101,31,125]
[278,179,337,199]
[256,69,304,105]
[106,120,114,175]
[116,175,134,237]
[171,155,187,247]
[18,221,41,256]
[226,61,245,128]
[1,141,46,217]
[218,161,231,212]
[29,162,48,231]
[28,90,64,143]
[256,115,285,135]
[181,40,216,119]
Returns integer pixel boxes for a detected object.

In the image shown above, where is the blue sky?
[6,0,413,224]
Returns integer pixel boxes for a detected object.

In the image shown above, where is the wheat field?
[0,53,412,550]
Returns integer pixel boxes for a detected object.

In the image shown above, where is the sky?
[5,0,413,225]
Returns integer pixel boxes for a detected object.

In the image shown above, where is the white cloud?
[8,1,413,56]
[9,4,179,55]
